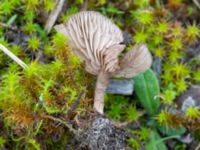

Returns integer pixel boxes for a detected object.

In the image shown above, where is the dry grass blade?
[193,0,200,10]
[0,44,28,69]
[45,0,65,33]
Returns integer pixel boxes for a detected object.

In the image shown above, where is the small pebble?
[177,85,200,111]
[106,79,134,95]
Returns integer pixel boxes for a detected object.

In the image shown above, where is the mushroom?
[55,11,152,114]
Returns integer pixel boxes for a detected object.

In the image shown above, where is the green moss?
[24,22,37,34]
[185,23,200,41]
[28,37,40,51]
[185,106,200,119]
[0,0,14,15]
[134,31,148,43]
[169,38,183,51]
[0,0,199,148]
[156,21,168,34]
[193,70,200,82]
[43,0,55,11]
[125,105,140,122]
[25,0,40,10]
[136,10,153,25]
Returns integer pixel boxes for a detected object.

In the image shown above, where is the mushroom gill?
[55,11,152,114]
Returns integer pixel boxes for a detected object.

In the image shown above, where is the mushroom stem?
[94,71,110,114]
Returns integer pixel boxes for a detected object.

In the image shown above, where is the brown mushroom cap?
[55,11,125,75]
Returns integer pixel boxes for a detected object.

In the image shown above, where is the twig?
[42,115,77,134]
[193,0,200,10]
[67,91,84,116]
[64,55,81,93]
[45,0,65,33]
[0,22,17,31]
[0,44,28,69]
[195,143,200,150]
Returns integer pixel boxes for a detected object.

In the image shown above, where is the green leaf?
[159,125,186,137]
[7,14,17,25]
[35,24,48,42]
[146,131,167,150]
[134,69,160,115]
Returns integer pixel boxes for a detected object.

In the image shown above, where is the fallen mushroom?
[55,11,152,114]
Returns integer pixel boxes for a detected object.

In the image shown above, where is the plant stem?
[94,71,109,114]
[42,115,77,134]
[0,22,17,31]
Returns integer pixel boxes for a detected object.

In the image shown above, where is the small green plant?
[125,105,141,122]
[105,95,129,121]
[156,21,169,34]
[0,0,14,15]
[185,106,200,120]
[43,44,54,55]
[169,38,183,51]
[28,37,40,51]
[157,110,171,126]
[43,0,55,11]
[134,0,149,8]
[11,44,23,56]
[0,136,6,148]
[185,23,200,43]
[154,48,165,58]
[134,31,148,44]
[25,0,40,10]
[24,22,37,34]
[162,89,177,105]
[193,70,200,82]
[128,138,141,150]
[172,63,190,79]
[23,10,35,21]
[136,10,154,25]
[175,79,188,93]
